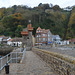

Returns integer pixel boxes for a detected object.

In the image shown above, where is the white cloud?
[61,0,75,7]
[0,0,75,8]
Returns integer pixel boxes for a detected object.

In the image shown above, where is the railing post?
[7,55,8,63]
[67,69,70,75]
[1,58,3,75]
[22,48,26,61]
[16,52,17,63]
[11,53,12,63]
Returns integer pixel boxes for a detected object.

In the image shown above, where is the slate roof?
[11,38,22,42]
[69,39,75,42]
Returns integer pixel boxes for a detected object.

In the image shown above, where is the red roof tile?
[36,27,49,34]
[8,39,13,41]
[21,31,28,35]
[71,39,75,42]
[27,24,33,31]
[37,27,41,30]
[0,35,5,38]
[69,38,75,42]
[11,38,22,42]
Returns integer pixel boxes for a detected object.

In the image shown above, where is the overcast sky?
[0,0,75,8]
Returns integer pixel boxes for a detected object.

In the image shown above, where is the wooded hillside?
[0,4,75,39]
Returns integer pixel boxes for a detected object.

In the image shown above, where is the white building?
[49,3,53,8]
[7,39,13,45]
[0,36,11,44]
[2,37,11,44]
[52,35,61,44]
[0,35,5,44]
[60,41,69,45]
[10,38,22,47]
[63,6,72,11]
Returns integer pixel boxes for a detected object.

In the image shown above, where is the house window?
[43,34,45,36]
[48,34,50,37]
[39,30,40,32]
[37,31,38,32]
[41,31,42,32]
[48,38,50,41]
[37,35,39,37]
[37,35,41,37]
[43,38,45,41]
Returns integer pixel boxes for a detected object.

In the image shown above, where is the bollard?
[67,69,69,75]
[5,63,9,74]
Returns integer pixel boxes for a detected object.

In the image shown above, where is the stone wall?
[33,48,75,75]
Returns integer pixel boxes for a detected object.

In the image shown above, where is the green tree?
[15,25,23,37]
[2,13,22,37]
[52,5,61,11]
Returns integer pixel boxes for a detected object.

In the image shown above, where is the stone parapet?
[32,48,75,75]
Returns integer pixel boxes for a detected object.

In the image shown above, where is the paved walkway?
[44,47,75,57]
[2,51,56,75]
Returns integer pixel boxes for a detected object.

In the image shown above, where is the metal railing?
[0,48,26,72]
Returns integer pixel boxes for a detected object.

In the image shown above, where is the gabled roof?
[11,38,22,42]
[0,35,5,38]
[27,24,31,28]
[21,24,33,36]
[8,39,13,41]
[37,27,41,30]
[21,31,28,35]
[27,24,33,31]
[42,29,49,33]
[69,38,75,42]
[52,35,60,38]
[3,37,8,39]
[71,39,75,42]
[36,27,50,34]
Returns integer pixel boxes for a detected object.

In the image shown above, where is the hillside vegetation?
[0,4,75,39]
